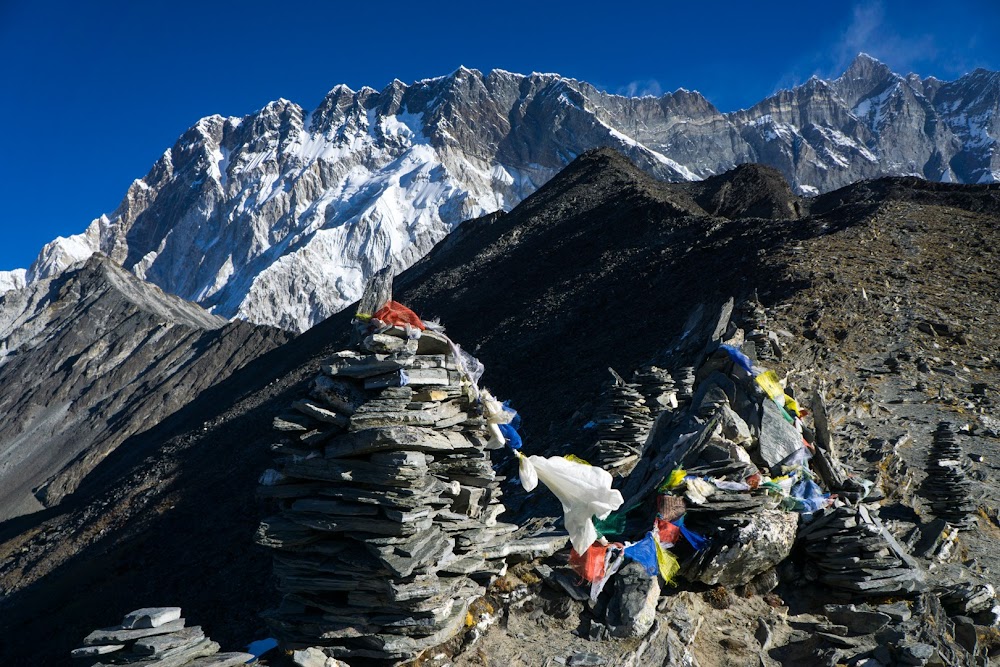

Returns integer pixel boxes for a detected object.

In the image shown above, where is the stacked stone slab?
[257,324,512,663]
[921,422,976,530]
[587,368,654,470]
[739,298,773,361]
[799,504,924,596]
[70,607,253,667]
[673,366,696,405]
[631,364,678,418]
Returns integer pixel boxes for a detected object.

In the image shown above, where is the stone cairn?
[740,297,773,361]
[586,368,654,470]
[798,503,924,596]
[630,364,678,419]
[70,607,253,667]
[921,421,976,530]
[672,366,696,406]
[256,312,513,662]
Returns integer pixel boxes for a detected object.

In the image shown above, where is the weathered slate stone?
[364,333,407,354]
[696,509,797,586]
[293,399,350,427]
[324,353,404,378]
[290,498,380,516]
[292,646,351,666]
[823,605,892,635]
[93,638,221,667]
[605,561,660,638]
[70,644,125,657]
[186,653,259,667]
[325,426,474,458]
[757,399,804,469]
[363,367,451,390]
[274,415,310,432]
[283,458,429,488]
[414,330,452,355]
[121,607,182,629]
[311,375,366,415]
[876,601,912,622]
[83,618,187,645]
[133,625,206,655]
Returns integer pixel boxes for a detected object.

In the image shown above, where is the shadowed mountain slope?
[0,256,293,519]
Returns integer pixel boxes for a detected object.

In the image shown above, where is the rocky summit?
[2,54,998,332]
[0,149,997,667]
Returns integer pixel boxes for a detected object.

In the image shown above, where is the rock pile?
[801,592,986,666]
[739,297,775,361]
[921,421,976,530]
[673,366,696,405]
[256,320,513,662]
[798,503,924,596]
[939,582,1000,626]
[70,607,252,666]
[587,368,654,470]
[631,364,678,417]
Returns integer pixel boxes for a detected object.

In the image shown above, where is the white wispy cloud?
[830,1,937,76]
[770,1,940,98]
[617,79,664,98]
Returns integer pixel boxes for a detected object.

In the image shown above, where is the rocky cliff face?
[0,255,293,519]
[3,55,996,332]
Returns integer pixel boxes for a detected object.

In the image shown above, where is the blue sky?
[1,0,998,271]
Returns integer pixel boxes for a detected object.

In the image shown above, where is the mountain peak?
[841,52,896,81]
[831,52,901,108]
[8,64,998,335]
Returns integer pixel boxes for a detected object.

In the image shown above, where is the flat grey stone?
[293,646,350,666]
[758,399,805,469]
[696,509,797,586]
[122,606,182,629]
[364,333,407,354]
[311,375,366,415]
[606,561,660,638]
[324,354,403,379]
[897,641,935,665]
[133,625,206,655]
[94,638,221,667]
[83,618,187,644]
[815,631,872,649]
[70,644,125,657]
[876,601,912,622]
[325,426,474,458]
[186,653,259,667]
[290,498,380,516]
[823,605,891,635]
[415,330,452,355]
[293,399,350,427]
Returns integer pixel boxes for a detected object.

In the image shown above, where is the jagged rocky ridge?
[0,150,998,666]
[0,255,293,519]
[4,54,998,332]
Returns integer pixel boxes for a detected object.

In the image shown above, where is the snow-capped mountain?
[3,54,997,331]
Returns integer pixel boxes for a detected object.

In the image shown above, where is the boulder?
[757,400,803,469]
[605,562,660,638]
[696,510,797,586]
